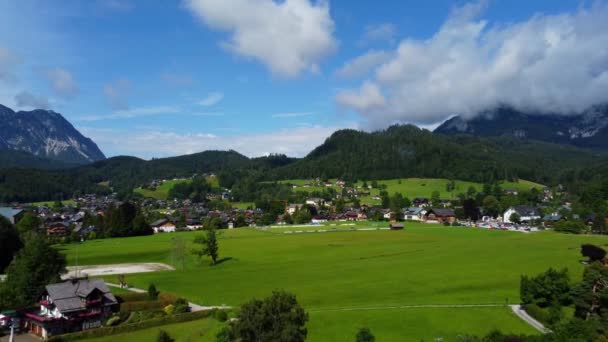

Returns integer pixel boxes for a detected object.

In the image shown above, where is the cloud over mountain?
[337,2,608,127]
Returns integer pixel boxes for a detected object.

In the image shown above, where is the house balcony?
[86,298,102,306]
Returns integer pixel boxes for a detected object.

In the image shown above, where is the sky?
[1,0,607,159]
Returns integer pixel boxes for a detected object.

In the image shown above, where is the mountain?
[269,125,603,184]
[434,105,608,150]
[0,104,105,164]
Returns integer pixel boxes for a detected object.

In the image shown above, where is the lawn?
[28,199,76,207]
[60,224,606,340]
[83,317,222,342]
[272,177,543,205]
[134,179,191,200]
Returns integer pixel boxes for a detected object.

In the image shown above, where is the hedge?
[48,310,221,341]
[118,292,179,313]
[524,304,549,326]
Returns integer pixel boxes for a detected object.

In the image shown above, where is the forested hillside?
[269,125,603,184]
[0,125,606,203]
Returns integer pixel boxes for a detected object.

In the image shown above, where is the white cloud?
[199,92,224,106]
[359,23,396,46]
[14,91,49,109]
[79,124,356,159]
[184,0,337,77]
[337,2,608,127]
[334,50,392,79]
[336,81,386,113]
[272,112,313,118]
[42,67,79,98]
[75,106,181,121]
[104,79,131,110]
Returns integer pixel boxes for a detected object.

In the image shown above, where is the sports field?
[60,224,604,341]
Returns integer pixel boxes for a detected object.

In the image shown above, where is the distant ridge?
[434,104,608,150]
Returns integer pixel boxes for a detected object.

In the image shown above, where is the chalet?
[503,206,541,223]
[390,223,404,230]
[150,219,176,233]
[23,279,118,339]
[413,198,429,207]
[186,219,202,230]
[403,207,426,221]
[424,208,456,224]
[0,207,24,224]
[46,222,69,237]
[504,189,518,196]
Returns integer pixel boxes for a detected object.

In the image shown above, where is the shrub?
[581,244,607,262]
[157,330,174,342]
[173,298,190,314]
[105,316,121,327]
[163,304,175,315]
[524,304,549,325]
[117,292,149,302]
[215,309,228,322]
[554,220,587,234]
[48,310,215,341]
[148,284,159,300]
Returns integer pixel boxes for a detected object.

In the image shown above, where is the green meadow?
[273,177,543,205]
[134,179,191,200]
[60,224,607,341]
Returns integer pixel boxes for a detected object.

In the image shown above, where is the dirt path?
[63,262,174,279]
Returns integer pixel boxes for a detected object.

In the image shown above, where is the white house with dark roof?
[503,205,541,223]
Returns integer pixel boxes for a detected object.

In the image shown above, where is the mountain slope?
[434,105,608,149]
[0,149,78,170]
[0,104,105,164]
[270,125,603,184]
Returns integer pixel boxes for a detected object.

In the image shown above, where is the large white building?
[503,205,541,223]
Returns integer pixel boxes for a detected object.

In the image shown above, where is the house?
[46,222,69,237]
[424,208,456,223]
[390,223,404,230]
[0,207,24,224]
[504,189,519,196]
[305,198,325,207]
[403,207,426,221]
[286,204,302,215]
[150,219,176,233]
[412,198,429,207]
[185,219,202,230]
[503,206,541,223]
[23,279,118,339]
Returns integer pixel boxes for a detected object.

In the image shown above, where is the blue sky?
[1,0,606,158]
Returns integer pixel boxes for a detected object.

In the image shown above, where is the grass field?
[59,224,606,340]
[83,317,221,342]
[134,179,191,200]
[274,178,543,205]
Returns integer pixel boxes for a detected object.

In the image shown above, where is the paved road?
[510,305,549,333]
[106,283,230,312]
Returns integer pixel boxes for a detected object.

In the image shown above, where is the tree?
[0,235,66,309]
[0,217,22,274]
[228,290,308,342]
[431,191,441,205]
[592,211,607,234]
[482,195,500,218]
[509,212,521,224]
[356,327,375,342]
[15,212,42,237]
[581,244,607,262]
[171,236,187,270]
[554,220,587,234]
[520,268,571,307]
[157,330,175,342]
[148,283,159,300]
[572,261,608,320]
[193,229,219,265]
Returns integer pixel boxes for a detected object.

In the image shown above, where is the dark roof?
[46,279,117,313]
[428,208,455,216]
[511,205,540,216]
[150,218,169,227]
